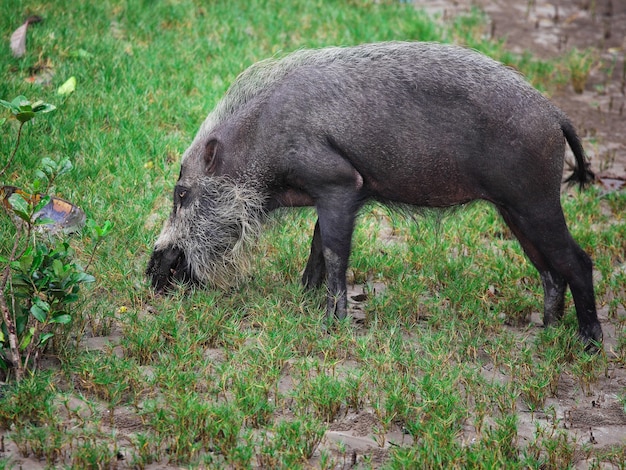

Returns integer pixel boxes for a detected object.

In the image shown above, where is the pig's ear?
[205,139,220,174]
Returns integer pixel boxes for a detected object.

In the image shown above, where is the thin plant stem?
[84,238,103,272]
[0,121,25,178]
[0,224,25,381]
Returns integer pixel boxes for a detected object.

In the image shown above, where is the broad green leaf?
[1,96,26,113]
[57,158,73,177]
[31,100,56,114]
[12,96,29,108]
[52,259,66,278]
[57,76,76,96]
[16,109,35,123]
[34,170,47,183]
[8,192,31,222]
[38,159,55,181]
[34,216,55,226]
[40,156,56,168]
[30,303,47,322]
[31,249,44,271]
[39,332,54,345]
[0,117,6,126]
[64,293,79,303]
[76,272,95,283]
[33,297,50,311]
[50,314,71,325]
[0,329,4,343]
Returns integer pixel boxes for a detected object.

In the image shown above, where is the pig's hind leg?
[498,207,566,325]
[497,204,602,348]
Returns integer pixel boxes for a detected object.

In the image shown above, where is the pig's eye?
[174,184,191,210]
[205,139,220,174]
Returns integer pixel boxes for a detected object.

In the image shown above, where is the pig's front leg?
[302,220,326,290]
[315,189,361,322]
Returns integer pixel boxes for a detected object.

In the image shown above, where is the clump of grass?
[565,48,596,93]
[291,359,348,423]
[522,417,577,469]
[0,371,58,428]
[66,351,144,419]
[258,418,326,468]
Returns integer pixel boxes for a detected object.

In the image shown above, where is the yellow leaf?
[57,76,77,96]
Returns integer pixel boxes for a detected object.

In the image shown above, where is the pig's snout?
[147,246,190,293]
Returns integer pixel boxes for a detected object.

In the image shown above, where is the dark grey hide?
[147,41,602,347]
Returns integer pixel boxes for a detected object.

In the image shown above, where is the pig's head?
[147,137,266,293]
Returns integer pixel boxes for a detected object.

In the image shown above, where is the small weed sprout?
[0,96,55,178]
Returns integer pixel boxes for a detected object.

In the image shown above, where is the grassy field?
[1,0,625,468]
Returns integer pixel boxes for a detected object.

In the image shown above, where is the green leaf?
[50,314,71,325]
[64,293,79,303]
[1,96,27,114]
[57,76,77,96]
[57,158,73,177]
[33,173,46,189]
[39,332,54,345]
[0,96,55,121]
[76,272,95,283]
[0,117,6,126]
[99,220,113,237]
[16,109,35,123]
[33,297,50,311]
[89,219,113,238]
[52,259,66,278]
[30,304,47,322]
[8,192,31,222]
[33,195,51,213]
[19,327,35,350]
[31,246,45,271]
[0,98,13,110]
[34,216,55,226]
[11,95,29,108]
[31,101,56,114]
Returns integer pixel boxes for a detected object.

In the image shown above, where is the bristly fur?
[187,41,535,165]
[154,177,266,288]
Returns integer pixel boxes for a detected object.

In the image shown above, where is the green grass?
[2,0,626,468]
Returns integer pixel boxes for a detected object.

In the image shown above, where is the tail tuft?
[561,119,594,189]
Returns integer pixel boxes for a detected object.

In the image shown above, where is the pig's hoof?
[580,323,603,353]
